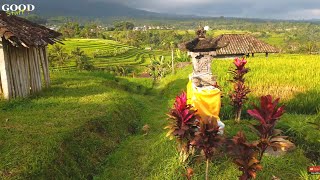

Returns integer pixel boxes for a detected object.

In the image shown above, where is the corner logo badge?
[1,3,35,15]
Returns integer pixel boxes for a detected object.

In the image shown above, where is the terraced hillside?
[49,39,169,71]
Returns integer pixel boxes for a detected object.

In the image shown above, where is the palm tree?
[162,41,176,74]
[71,47,93,71]
[49,44,69,69]
[148,55,171,82]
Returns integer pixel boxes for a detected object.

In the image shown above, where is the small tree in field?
[49,44,69,68]
[190,117,224,180]
[71,47,93,71]
[148,55,172,86]
[229,57,250,123]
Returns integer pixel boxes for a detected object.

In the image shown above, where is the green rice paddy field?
[0,38,319,179]
[49,39,170,71]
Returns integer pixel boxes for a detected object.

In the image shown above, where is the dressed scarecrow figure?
[179,27,229,134]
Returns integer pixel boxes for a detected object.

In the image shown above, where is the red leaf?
[247,109,265,124]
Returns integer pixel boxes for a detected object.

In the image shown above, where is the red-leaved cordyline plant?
[229,131,262,180]
[190,117,224,180]
[229,57,251,123]
[165,92,198,161]
[247,95,286,161]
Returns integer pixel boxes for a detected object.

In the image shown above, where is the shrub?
[175,49,190,62]
[165,92,198,161]
[48,44,70,68]
[228,131,262,180]
[247,95,286,161]
[228,95,288,180]
[229,57,250,123]
[71,47,94,71]
[148,55,172,85]
[190,117,225,180]
[166,92,225,179]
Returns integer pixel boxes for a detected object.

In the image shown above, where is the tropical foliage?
[148,55,172,83]
[71,47,94,70]
[166,92,198,161]
[247,95,287,160]
[229,57,251,123]
[175,49,190,62]
[48,44,70,68]
[229,131,262,180]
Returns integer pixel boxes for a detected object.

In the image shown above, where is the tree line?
[55,19,320,54]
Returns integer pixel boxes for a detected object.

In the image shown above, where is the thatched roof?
[0,11,62,47]
[216,34,279,55]
[179,28,229,52]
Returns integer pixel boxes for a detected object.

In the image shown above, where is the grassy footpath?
[0,72,153,179]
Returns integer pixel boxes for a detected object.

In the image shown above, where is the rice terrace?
[0,0,320,180]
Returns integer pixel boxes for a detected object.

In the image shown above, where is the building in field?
[0,11,62,100]
[214,34,279,58]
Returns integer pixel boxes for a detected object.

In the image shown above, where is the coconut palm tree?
[48,44,69,69]
[71,47,93,71]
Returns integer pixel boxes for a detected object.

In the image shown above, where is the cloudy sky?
[95,0,320,20]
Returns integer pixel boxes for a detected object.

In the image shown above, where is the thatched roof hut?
[0,12,62,99]
[215,34,279,57]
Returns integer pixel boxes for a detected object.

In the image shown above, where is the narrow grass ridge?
[0,72,153,179]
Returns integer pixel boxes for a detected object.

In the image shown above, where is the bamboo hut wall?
[0,39,51,100]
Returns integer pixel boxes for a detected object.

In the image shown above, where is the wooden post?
[9,46,20,98]
[44,47,50,87]
[252,53,254,57]
[39,47,50,88]
[33,47,42,92]
[5,40,15,98]
[0,39,13,99]
[23,48,30,96]
[28,48,36,93]
[16,47,27,97]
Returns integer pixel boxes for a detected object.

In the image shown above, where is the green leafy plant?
[105,66,132,76]
[148,55,172,85]
[175,49,190,62]
[307,115,320,131]
[229,57,250,123]
[48,44,70,68]
[190,117,224,180]
[71,47,94,71]
[229,131,262,180]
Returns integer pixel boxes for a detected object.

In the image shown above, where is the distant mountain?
[35,0,160,18]
[2,0,188,19]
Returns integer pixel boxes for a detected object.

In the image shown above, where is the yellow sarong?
[187,77,221,121]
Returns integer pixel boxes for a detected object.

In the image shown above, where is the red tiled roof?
[216,34,279,55]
